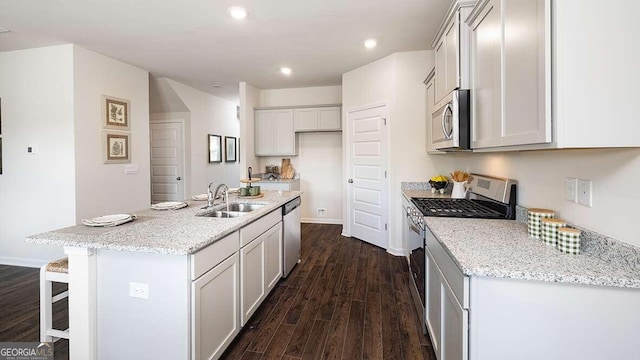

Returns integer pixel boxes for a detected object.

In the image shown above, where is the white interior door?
[150,122,185,202]
[347,104,388,249]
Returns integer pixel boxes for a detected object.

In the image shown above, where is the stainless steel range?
[406,174,517,333]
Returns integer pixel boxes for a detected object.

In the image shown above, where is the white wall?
[239,82,260,178]
[73,45,151,221]
[259,85,343,223]
[342,51,435,254]
[161,79,240,196]
[0,45,75,265]
[431,149,640,247]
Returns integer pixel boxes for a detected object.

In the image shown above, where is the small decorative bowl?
[429,180,448,194]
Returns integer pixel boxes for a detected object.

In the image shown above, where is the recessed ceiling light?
[364,39,378,49]
[280,67,292,75]
[0,27,10,34]
[229,6,248,20]
[209,84,221,88]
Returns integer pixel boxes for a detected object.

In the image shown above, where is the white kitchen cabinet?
[191,253,239,360]
[240,221,282,325]
[425,247,441,357]
[264,222,283,292]
[293,106,341,132]
[424,68,445,154]
[191,231,240,360]
[425,226,469,360]
[468,0,551,149]
[255,109,297,156]
[239,208,283,326]
[468,0,640,151]
[240,231,266,325]
[441,280,468,360]
[432,1,474,103]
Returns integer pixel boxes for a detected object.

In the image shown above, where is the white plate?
[191,194,208,201]
[152,201,185,208]
[89,214,132,223]
[82,214,135,227]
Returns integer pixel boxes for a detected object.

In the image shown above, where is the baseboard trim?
[0,256,48,268]
[301,218,342,225]
[387,246,407,257]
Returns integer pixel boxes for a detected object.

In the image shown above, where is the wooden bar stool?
[40,257,70,342]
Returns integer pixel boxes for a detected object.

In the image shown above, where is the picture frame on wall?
[225,136,237,162]
[208,134,222,163]
[102,95,130,130]
[103,131,131,164]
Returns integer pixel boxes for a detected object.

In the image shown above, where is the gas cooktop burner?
[410,198,505,218]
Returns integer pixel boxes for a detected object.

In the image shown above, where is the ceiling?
[0,0,450,102]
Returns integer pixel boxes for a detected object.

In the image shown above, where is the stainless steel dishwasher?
[282,197,301,277]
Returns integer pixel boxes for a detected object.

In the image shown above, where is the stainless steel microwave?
[431,89,470,150]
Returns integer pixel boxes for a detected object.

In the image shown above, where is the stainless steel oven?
[430,89,470,150]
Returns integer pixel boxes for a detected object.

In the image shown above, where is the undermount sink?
[201,211,246,218]
[196,202,266,218]
[225,203,265,212]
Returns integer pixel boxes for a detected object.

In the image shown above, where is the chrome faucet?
[207,183,229,208]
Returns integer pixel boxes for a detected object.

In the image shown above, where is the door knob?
[348,178,353,183]
[176,177,182,181]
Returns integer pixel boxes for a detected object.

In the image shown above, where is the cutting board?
[240,178,262,183]
[281,158,295,179]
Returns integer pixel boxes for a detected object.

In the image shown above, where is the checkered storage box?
[527,208,555,239]
[557,227,581,254]
[541,218,567,246]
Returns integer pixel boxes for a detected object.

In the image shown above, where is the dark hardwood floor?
[0,223,434,360]
[0,264,69,359]
[223,223,435,359]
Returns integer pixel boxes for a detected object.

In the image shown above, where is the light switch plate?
[565,177,577,202]
[124,164,139,175]
[577,179,592,207]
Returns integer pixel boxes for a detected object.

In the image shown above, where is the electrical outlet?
[129,282,149,299]
[317,208,326,217]
[565,177,577,202]
[577,179,592,207]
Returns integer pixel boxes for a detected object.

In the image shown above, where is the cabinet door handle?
[176,177,182,181]
[348,178,353,183]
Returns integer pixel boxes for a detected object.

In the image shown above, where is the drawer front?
[240,209,282,248]
[191,231,240,280]
[425,227,469,308]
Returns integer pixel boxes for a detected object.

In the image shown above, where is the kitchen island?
[28,190,302,360]
[402,186,640,360]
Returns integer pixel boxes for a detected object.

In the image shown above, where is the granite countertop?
[252,178,299,183]
[27,191,302,256]
[401,183,640,289]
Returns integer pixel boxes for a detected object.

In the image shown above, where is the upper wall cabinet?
[255,109,297,156]
[468,0,551,149]
[432,1,476,103]
[294,106,341,132]
[424,68,445,154]
[467,0,640,151]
